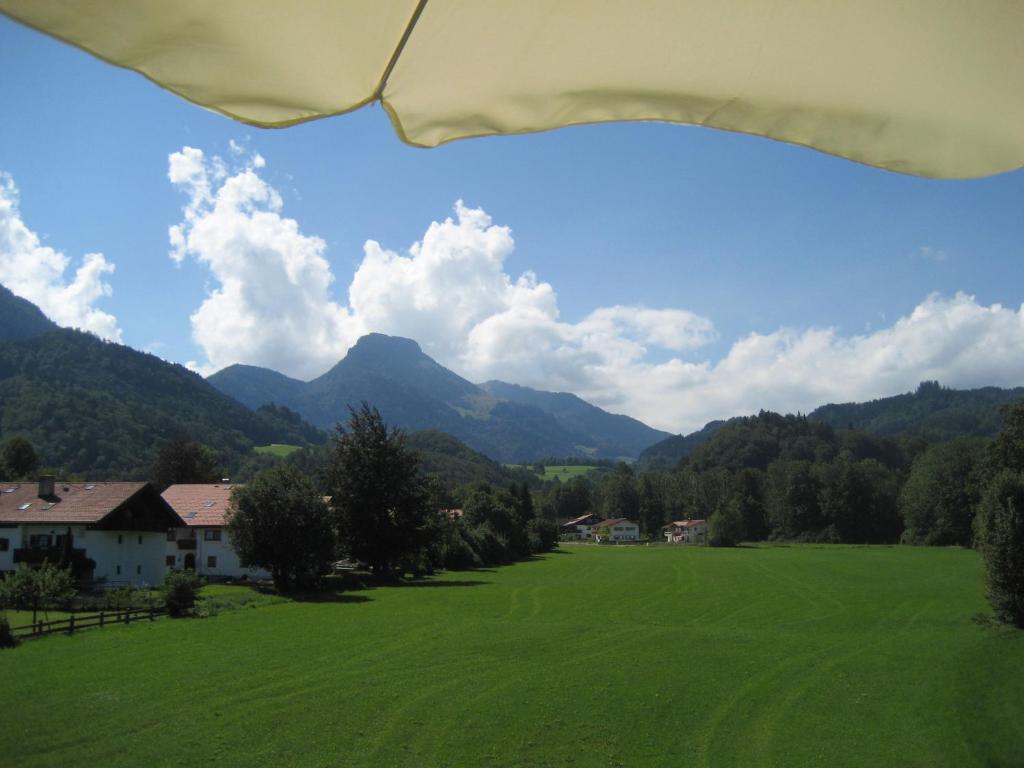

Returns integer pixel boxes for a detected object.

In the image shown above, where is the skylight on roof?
[42,502,56,510]
[203,501,215,508]
[185,511,198,519]
[17,502,31,510]
[2,487,16,493]
[84,484,96,490]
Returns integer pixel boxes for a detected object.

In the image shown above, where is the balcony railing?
[13,547,96,577]
[176,539,197,550]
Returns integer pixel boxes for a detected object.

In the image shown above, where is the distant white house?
[664,519,707,544]
[162,484,270,581]
[593,518,640,543]
[561,513,602,540]
[0,477,184,587]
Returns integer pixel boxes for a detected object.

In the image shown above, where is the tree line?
[225,404,559,592]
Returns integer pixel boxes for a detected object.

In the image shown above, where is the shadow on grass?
[290,591,373,604]
[395,579,489,588]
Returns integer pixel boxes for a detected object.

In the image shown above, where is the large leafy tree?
[0,436,39,480]
[228,464,334,591]
[638,475,666,536]
[975,471,1024,627]
[326,403,432,575]
[976,402,1024,627]
[899,438,985,545]
[988,401,1024,475]
[150,439,221,492]
[599,463,640,521]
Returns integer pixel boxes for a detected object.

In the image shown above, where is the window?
[165,555,176,566]
[204,529,222,541]
[137,535,143,545]
[0,538,8,551]
[207,555,217,569]
[29,534,52,548]
[136,564,142,575]
[117,534,123,544]
[116,565,121,575]
[166,530,176,542]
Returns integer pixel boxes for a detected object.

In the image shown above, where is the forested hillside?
[809,380,1024,440]
[641,381,1024,467]
[0,328,324,478]
[0,284,57,342]
[638,419,728,466]
[406,430,537,488]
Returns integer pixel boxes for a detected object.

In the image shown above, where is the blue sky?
[1,16,1022,433]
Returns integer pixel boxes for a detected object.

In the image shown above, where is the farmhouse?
[665,519,708,544]
[561,512,602,540]
[0,477,184,586]
[162,483,270,581]
[593,518,640,543]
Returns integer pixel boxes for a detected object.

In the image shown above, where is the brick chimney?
[38,475,56,499]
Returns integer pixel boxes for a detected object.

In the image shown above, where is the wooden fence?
[11,607,167,639]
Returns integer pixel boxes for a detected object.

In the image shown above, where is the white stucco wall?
[609,524,639,542]
[0,526,19,572]
[6,525,166,586]
[166,527,270,581]
[83,529,168,587]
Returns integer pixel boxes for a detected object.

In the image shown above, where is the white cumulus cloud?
[168,148,1024,434]
[589,292,1024,432]
[0,172,121,341]
[167,147,359,378]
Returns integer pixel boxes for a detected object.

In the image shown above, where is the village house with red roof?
[664,519,708,544]
[161,483,271,581]
[560,512,602,540]
[0,476,184,586]
[593,518,639,543]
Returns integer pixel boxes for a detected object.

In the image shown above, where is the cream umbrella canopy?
[2,0,1023,179]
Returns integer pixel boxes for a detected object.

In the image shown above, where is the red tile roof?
[0,482,149,524]
[161,483,239,527]
[666,519,707,529]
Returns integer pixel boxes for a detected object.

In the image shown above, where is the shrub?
[161,570,204,617]
[708,498,745,547]
[0,615,16,649]
[976,471,1024,627]
[527,518,560,554]
[439,522,483,570]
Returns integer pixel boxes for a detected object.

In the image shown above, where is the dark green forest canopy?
[0,284,57,342]
[642,381,1024,467]
[0,328,324,479]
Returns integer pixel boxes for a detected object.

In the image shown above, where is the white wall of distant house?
[0,527,16,571]
[0,524,166,586]
[166,526,270,581]
[608,524,639,542]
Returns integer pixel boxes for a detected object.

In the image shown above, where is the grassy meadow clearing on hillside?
[2,545,1022,768]
[507,464,600,482]
[254,443,302,457]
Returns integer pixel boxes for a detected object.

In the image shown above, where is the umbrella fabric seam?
[372,0,429,104]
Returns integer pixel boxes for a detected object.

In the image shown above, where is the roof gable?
[0,482,182,529]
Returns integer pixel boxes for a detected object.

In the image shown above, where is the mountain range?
[207,333,672,462]
[4,282,1022,479]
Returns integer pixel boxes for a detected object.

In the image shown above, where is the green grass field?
[254,443,302,457]
[506,464,600,482]
[2,545,1022,767]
